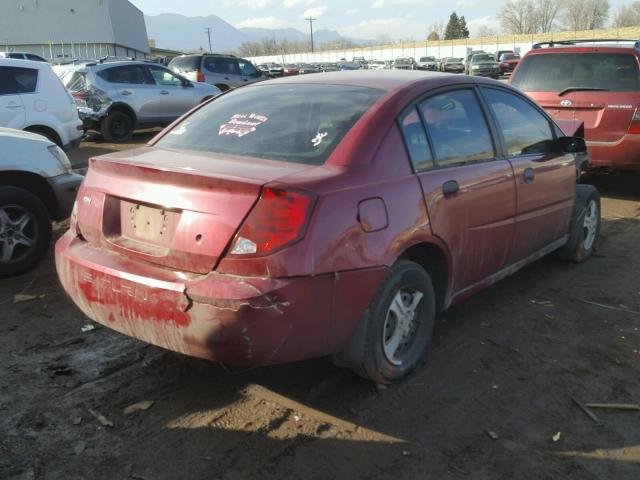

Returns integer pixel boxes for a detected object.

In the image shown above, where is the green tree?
[458,15,470,38]
[444,12,460,40]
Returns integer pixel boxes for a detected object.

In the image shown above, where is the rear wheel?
[336,260,437,383]
[0,187,52,278]
[101,110,133,143]
[557,184,601,263]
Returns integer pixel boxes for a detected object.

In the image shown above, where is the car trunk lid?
[75,147,312,274]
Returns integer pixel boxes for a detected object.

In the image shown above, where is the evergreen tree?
[458,15,470,38]
[444,12,460,40]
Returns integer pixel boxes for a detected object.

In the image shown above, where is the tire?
[24,127,62,148]
[101,110,133,143]
[557,184,601,263]
[0,187,52,278]
[336,260,437,384]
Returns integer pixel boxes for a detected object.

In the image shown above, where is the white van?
[0,58,83,150]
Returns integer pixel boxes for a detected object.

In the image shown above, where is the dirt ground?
[2,134,640,480]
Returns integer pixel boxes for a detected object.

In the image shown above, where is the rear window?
[512,52,640,93]
[168,56,201,72]
[157,84,384,165]
[472,54,494,62]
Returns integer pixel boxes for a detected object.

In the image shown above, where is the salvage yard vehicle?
[511,39,640,171]
[62,61,220,142]
[0,51,48,62]
[441,58,465,74]
[169,54,266,91]
[0,58,83,150]
[417,56,438,71]
[1,127,82,277]
[466,53,500,78]
[393,57,417,70]
[499,52,520,75]
[56,71,600,383]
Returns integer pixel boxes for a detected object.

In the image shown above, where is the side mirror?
[182,79,193,87]
[558,136,587,153]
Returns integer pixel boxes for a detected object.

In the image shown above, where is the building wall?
[0,0,148,60]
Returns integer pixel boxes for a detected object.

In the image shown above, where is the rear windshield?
[512,53,640,92]
[157,84,384,165]
[420,57,436,62]
[168,56,201,72]
[503,54,520,60]
[472,54,494,62]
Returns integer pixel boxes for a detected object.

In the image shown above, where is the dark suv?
[168,54,266,91]
[511,39,640,171]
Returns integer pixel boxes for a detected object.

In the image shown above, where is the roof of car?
[528,40,640,54]
[0,57,49,68]
[256,70,469,91]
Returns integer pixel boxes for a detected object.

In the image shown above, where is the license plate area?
[103,197,181,256]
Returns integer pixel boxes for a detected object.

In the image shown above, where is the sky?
[130,0,631,40]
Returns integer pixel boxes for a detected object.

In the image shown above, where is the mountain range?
[145,13,364,53]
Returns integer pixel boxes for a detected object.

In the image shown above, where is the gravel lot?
[2,134,639,480]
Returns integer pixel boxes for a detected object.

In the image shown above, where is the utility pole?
[306,17,316,53]
[205,27,213,53]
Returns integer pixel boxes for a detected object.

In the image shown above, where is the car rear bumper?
[47,172,83,221]
[55,233,388,366]
[471,70,499,77]
[587,135,640,171]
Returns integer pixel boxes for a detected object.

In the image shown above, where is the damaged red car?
[56,71,601,383]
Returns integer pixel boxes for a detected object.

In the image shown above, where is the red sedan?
[499,52,521,75]
[56,71,600,383]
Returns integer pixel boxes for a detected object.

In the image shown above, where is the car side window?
[482,88,556,156]
[398,106,433,171]
[0,66,38,94]
[98,65,153,85]
[419,89,495,167]
[238,59,258,77]
[203,57,240,75]
[9,53,24,59]
[26,54,45,62]
[147,66,183,86]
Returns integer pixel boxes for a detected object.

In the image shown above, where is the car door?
[0,66,30,128]
[203,57,241,88]
[99,65,162,122]
[238,58,264,85]
[479,86,575,264]
[146,65,197,120]
[401,87,516,293]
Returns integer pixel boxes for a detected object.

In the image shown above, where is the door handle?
[160,90,169,95]
[5,105,21,109]
[224,77,230,80]
[523,167,535,183]
[120,90,132,95]
[442,180,459,197]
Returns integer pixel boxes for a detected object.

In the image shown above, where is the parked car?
[393,57,417,70]
[0,52,48,62]
[466,53,500,78]
[298,63,322,74]
[511,39,640,171]
[417,56,438,71]
[353,56,368,68]
[0,58,83,150]
[1,127,82,276]
[368,60,386,70]
[319,63,339,72]
[465,50,485,66]
[61,61,220,142]
[258,63,284,78]
[168,54,266,91]
[339,62,361,71]
[495,50,514,62]
[499,53,521,75]
[283,64,300,76]
[56,71,600,383]
[441,57,465,73]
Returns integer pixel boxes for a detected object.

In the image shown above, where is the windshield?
[511,53,640,93]
[420,57,436,62]
[157,84,384,165]
[472,54,494,63]
[168,56,200,72]
[503,54,521,60]
[395,58,411,64]
[447,58,463,63]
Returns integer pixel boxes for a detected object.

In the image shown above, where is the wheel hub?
[382,289,424,366]
[0,205,38,263]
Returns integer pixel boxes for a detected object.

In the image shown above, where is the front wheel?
[0,187,52,278]
[101,110,133,143]
[337,260,437,384]
[557,184,601,263]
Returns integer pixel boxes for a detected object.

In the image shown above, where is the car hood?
[0,127,53,146]
[192,82,222,94]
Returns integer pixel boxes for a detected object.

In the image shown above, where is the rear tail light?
[629,111,640,134]
[229,188,315,257]
[196,70,205,83]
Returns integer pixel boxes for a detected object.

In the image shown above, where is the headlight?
[47,144,72,171]
[472,65,480,70]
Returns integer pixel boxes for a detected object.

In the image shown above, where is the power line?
[305,17,316,53]
[205,27,213,53]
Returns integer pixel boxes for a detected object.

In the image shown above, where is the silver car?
[61,61,220,142]
[0,127,82,276]
[168,54,266,92]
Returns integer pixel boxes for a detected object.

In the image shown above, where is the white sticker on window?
[311,131,328,147]
[219,113,268,138]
